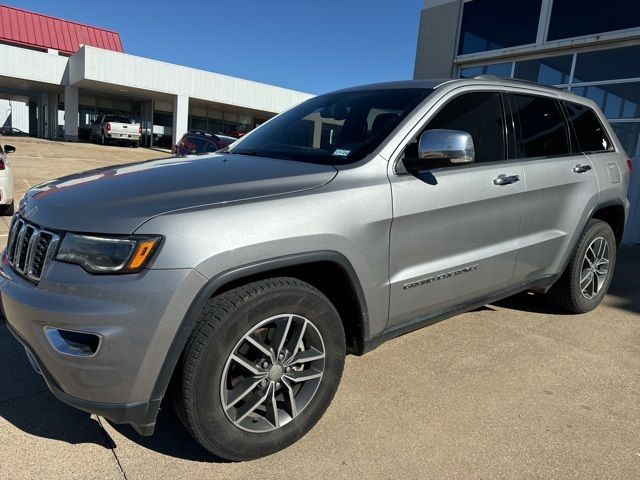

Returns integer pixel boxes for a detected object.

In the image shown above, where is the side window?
[179,136,208,154]
[406,92,506,164]
[563,101,613,153]
[510,94,570,158]
[204,140,219,153]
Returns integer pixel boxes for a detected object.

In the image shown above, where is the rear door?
[387,90,525,328]
[509,93,599,281]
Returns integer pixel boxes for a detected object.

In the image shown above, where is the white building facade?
[0,42,311,148]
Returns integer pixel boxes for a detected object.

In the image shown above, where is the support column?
[172,94,189,147]
[38,93,47,138]
[64,86,79,141]
[28,101,38,137]
[47,93,58,138]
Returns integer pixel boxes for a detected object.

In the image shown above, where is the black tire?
[0,201,14,216]
[547,219,616,313]
[132,140,139,148]
[173,277,345,461]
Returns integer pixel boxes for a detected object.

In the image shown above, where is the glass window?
[104,115,132,123]
[611,122,640,159]
[229,88,432,165]
[573,46,640,83]
[514,55,573,85]
[416,92,506,163]
[564,101,613,153]
[177,135,210,155]
[547,0,640,41]
[190,115,208,132]
[460,66,484,78]
[510,94,570,158]
[458,0,542,55]
[572,83,640,120]
[460,62,512,79]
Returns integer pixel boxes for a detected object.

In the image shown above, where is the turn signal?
[127,239,159,270]
[627,159,633,172]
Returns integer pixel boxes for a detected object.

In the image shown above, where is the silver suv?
[0,77,631,461]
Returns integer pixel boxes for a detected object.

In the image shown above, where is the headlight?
[56,234,161,274]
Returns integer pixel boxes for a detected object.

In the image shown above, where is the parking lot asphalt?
[0,139,639,479]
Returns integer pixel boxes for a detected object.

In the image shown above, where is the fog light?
[44,327,101,357]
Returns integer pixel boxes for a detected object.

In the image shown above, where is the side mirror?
[3,145,15,154]
[403,129,474,172]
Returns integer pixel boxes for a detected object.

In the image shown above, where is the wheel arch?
[555,198,627,282]
[591,202,626,247]
[149,250,369,405]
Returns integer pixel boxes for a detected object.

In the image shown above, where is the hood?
[20,154,337,234]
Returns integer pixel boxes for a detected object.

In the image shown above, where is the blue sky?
[6,0,424,94]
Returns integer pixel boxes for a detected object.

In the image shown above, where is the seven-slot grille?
[6,215,60,282]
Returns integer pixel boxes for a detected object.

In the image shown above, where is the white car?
[0,144,15,215]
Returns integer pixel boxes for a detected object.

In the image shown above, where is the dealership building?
[415,0,640,243]
[0,4,312,146]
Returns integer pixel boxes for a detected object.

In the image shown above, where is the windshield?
[228,88,432,164]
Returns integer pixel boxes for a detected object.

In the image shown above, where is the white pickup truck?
[90,114,141,147]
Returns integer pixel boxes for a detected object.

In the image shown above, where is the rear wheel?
[547,219,616,313]
[173,277,345,461]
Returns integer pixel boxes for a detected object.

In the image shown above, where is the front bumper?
[0,257,206,434]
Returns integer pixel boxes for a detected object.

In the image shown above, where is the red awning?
[0,4,123,55]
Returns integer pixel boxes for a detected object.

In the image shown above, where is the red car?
[173,131,237,156]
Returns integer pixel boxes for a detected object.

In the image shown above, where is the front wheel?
[173,277,346,461]
[547,219,616,313]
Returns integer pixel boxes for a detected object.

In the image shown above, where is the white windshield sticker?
[332,149,351,157]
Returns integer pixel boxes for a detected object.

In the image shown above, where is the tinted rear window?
[104,115,132,123]
[563,101,614,153]
[179,135,211,155]
[510,94,570,158]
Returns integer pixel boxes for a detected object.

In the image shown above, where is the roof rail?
[472,74,563,91]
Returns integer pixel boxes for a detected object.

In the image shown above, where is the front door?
[387,91,525,328]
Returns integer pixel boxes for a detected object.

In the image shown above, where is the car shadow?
[493,246,640,315]
[0,327,116,449]
[106,402,227,462]
[0,325,221,461]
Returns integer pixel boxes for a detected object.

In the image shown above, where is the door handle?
[493,174,520,186]
[573,164,592,173]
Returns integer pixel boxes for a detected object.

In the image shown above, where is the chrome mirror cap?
[418,129,475,164]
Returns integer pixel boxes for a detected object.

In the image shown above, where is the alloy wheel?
[580,236,610,300]
[220,314,326,433]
